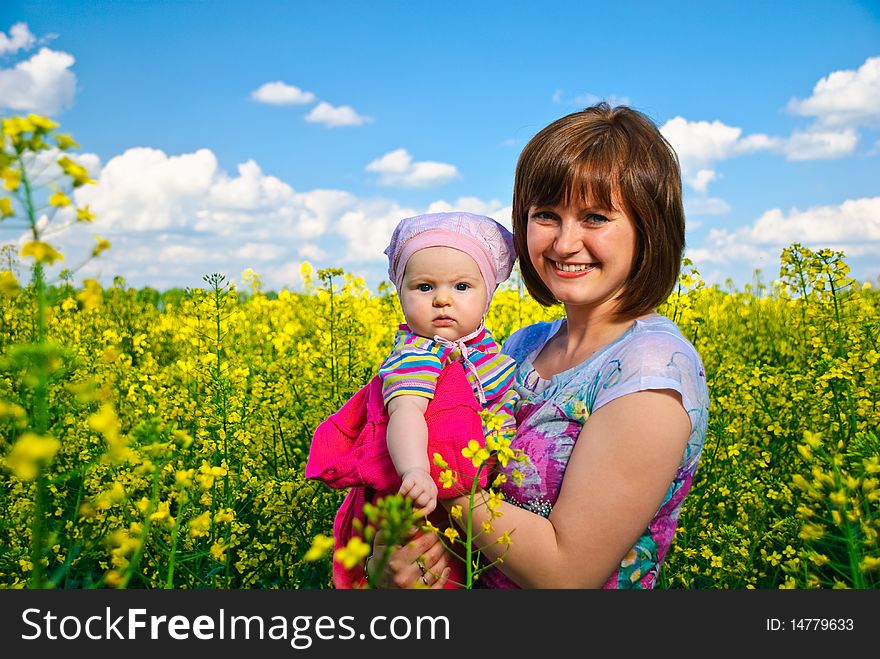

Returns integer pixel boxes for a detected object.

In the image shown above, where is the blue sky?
[2,0,879,292]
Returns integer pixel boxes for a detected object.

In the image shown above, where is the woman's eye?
[585,213,610,224]
[531,211,556,223]
[455,283,470,291]
[418,283,431,292]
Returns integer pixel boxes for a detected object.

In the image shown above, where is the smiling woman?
[375,102,710,589]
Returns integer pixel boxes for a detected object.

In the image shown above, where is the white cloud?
[0,47,77,115]
[782,128,859,160]
[684,196,730,217]
[233,242,286,261]
[0,22,36,54]
[336,203,417,262]
[298,243,326,260]
[249,81,315,105]
[333,196,511,263]
[748,197,880,245]
[305,101,373,127]
[365,149,459,188]
[689,197,880,269]
[16,143,512,292]
[661,117,773,178]
[158,244,213,264]
[661,114,859,203]
[423,197,511,230]
[788,56,880,127]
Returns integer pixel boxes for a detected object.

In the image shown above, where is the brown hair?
[512,102,685,319]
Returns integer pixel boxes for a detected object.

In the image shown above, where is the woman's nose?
[554,219,582,255]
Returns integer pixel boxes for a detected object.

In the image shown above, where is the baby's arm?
[386,395,437,516]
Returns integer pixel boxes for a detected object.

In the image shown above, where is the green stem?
[165,501,186,589]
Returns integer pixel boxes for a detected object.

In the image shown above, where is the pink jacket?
[306,362,489,588]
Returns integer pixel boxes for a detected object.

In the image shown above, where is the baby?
[380,211,519,516]
[307,211,519,588]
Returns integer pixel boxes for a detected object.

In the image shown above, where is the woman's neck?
[532,303,640,379]
[563,302,634,348]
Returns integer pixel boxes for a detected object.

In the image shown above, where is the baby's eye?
[455,283,470,291]
[418,283,432,292]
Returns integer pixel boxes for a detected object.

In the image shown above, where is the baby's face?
[399,246,488,341]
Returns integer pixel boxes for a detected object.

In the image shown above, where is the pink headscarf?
[384,212,516,308]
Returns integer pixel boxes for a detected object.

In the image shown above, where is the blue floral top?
[482,314,709,589]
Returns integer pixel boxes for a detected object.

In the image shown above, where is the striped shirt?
[379,324,518,433]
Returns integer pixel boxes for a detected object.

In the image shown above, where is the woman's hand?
[368,530,452,589]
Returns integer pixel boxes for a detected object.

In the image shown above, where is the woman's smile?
[551,260,598,277]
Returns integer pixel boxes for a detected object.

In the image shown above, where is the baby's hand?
[399,468,438,517]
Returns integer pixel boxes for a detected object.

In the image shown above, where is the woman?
[369,102,710,589]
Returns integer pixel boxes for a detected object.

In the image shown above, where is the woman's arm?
[445,388,692,588]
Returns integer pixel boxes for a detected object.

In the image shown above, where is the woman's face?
[526,196,638,313]
[398,246,488,341]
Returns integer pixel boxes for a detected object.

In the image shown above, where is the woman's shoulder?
[602,314,708,402]
[618,315,702,363]
[501,319,563,362]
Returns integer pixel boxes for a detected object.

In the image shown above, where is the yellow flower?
[334,536,371,570]
[214,508,235,524]
[432,452,449,469]
[21,240,64,265]
[0,269,20,295]
[496,530,513,546]
[89,403,120,439]
[27,114,58,131]
[304,534,334,562]
[49,190,71,207]
[443,527,460,543]
[421,520,440,535]
[210,542,227,563]
[0,197,12,217]
[449,505,463,521]
[438,469,456,489]
[799,523,826,541]
[91,236,111,257]
[462,439,490,468]
[174,469,194,489]
[187,511,211,538]
[2,116,35,136]
[76,205,96,222]
[859,556,880,572]
[4,432,61,481]
[58,156,94,187]
[150,501,174,527]
[2,167,21,191]
[55,133,79,150]
[77,279,103,310]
